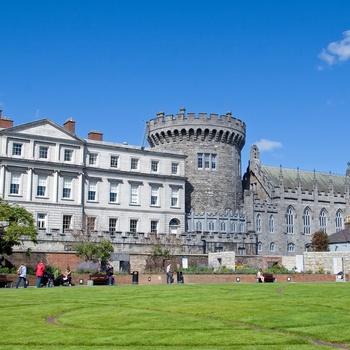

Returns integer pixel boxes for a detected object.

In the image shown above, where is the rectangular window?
[109,183,118,203]
[88,181,97,201]
[62,215,72,233]
[204,153,210,169]
[110,155,119,168]
[131,158,139,170]
[37,176,47,197]
[171,187,179,207]
[171,163,179,175]
[109,218,117,232]
[151,186,159,206]
[64,149,73,161]
[39,146,48,159]
[37,213,47,229]
[197,153,203,169]
[151,160,159,172]
[151,220,158,234]
[62,179,72,199]
[130,219,138,233]
[197,153,217,170]
[89,153,97,165]
[10,173,20,194]
[86,217,96,231]
[211,154,216,169]
[12,143,22,156]
[130,184,139,204]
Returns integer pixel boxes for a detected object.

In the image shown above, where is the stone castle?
[0,107,349,269]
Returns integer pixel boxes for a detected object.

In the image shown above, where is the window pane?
[171,163,179,174]
[63,215,72,232]
[151,220,158,234]
[64,149,73,161]
[110,156,119,167]
[89,154,97,165]
[130,219,137,232]
[151,161,159,172]
[39,146,48,159]
[12,143,22,156]
[131,158,139,170]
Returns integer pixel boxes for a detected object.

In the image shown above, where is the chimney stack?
[88,130,103,141]
[63,118,75,133]
[0,110,14,128]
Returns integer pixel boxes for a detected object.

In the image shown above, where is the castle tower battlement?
[147,109,246,149]
[146,108,246,215]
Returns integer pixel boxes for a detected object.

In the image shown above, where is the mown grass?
[1,282,350,349]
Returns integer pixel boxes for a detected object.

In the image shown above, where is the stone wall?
[208,252,235,270]
[303,252,350,274]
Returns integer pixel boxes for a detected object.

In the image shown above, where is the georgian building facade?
[0,114,187,251]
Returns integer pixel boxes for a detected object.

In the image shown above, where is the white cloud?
[254,139,282,152]
[318,30,350,67]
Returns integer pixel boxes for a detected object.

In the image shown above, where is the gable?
[1,119,84,143]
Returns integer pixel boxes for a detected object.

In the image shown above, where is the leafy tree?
[72,239,114,264]
[146,240,173,272]
[0,199,37,255]
[311,230,329,252]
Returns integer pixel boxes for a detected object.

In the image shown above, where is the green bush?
[0,267,17,274]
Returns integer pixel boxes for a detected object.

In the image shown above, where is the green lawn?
[1,282,349,349]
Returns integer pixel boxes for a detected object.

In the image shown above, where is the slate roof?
[328,229,350,244]
[261,166,347,194]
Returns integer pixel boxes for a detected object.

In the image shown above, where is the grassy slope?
[1,282,349,349]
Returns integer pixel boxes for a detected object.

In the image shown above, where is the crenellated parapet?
[147,108,246,150]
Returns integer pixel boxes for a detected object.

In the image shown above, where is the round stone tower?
[147,108,246,214]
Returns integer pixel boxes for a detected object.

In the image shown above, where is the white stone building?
[0,113,187,256]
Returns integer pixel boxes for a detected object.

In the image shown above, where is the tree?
[146,240,173,273]
[311,230,330,252]
[72,239,114,264]
[0,199,37,255]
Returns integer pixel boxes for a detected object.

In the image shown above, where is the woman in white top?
[16,263,27,288]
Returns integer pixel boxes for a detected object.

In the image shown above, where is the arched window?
[258,242,262,252]
[169,218,180,235]
[208,221,215,231]
[195,221,202,231]
[335,210,343,232]
[319,209,327,233]
[286,207,294,234]
[231,221,236,233]
[269,242,275,252]
[256,214,262,233]
[220,221,226,232]
[269,215,274,233]
[303,207,311,235]
[239,222,245,233]
[287,243,295,252]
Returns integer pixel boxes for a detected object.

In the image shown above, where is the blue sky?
[1,1,350,175]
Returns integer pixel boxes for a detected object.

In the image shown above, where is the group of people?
[15,260,72,288]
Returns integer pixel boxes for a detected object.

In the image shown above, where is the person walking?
[166,264,173,284]
[16,262,27,288]
[35,260,45,288]
[105,263,115,286]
